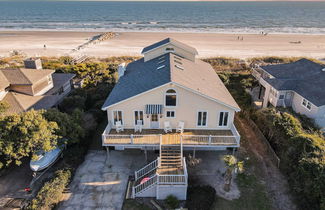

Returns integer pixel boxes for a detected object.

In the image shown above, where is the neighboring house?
[0,58,75,115]
[252,58,325,130]
[101,38,241,200]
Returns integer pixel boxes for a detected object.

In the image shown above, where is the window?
[302,98,312,110]
[197,111,207,127]
[218,112,229,126]
[165,89,177,107]
[279,94,285,100]
[134,111,144,125]
[113,111,123,125]
[166,47,174,52]
[166,110,175,118]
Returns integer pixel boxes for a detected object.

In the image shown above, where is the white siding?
[106,84,236,130]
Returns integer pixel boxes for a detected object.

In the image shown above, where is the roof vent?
[157,65,165,70]
[158,59,165,64]
[175,64,184,70]
[322,68,325,72]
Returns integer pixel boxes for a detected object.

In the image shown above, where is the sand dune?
[0,31,324,59]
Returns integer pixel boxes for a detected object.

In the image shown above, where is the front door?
[150,114,159,129]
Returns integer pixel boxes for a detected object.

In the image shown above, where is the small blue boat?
[30,147,62,172]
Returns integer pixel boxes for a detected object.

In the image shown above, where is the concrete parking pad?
[59,150,148,210]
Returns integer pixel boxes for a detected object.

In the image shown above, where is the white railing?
[157,157,187,185]
[133,174,158,196]
[135,158,160,180]
[230,124,241,146]
[102,124,240,147]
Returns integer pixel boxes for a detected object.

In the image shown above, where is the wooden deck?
[103,128,240,147]
[109,129,233,136]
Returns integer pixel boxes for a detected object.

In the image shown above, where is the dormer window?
[165,89,177,107]
[165,47,174,52]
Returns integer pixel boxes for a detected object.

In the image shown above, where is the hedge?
[253,108,325,210]
[29,169,71,210]
[186,185,216,210]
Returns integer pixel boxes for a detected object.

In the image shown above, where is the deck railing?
[135,158,160,180]
[102,124,240,147]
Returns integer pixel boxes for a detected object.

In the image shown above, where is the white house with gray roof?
[252,59,325,130]
[101,38,241,200]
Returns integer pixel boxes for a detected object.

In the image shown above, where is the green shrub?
[186,185,216,210]
[29,169,71,210]
[165,195,179,209]
[254,108,325,210]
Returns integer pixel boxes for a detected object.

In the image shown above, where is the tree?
[0,110,58,166]
[42,109,85,145]
[223,155,244,192]
[0,101,9,114]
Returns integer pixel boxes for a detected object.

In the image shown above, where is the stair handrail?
[133,174,158,195]
[135,158,159,180]
[180,135,183,166]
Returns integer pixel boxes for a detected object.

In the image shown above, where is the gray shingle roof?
[102,53,240,110]
[261,59,325,106]
[141,38,198,55]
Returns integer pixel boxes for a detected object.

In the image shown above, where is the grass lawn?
[122,200,151,210]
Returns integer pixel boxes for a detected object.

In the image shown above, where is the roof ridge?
[18,69,33,84]
[8,92,25,111]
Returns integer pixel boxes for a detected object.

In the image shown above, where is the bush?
[186,185,216,210]
[29,169,71,210]
[165,195,179,209]
[254,108,325,210]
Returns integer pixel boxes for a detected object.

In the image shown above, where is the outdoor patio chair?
[134,120,143,133]
[176,121,185,133]
[164,121,172,133]
[115,121,124,133]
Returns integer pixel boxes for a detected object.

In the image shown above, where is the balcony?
[102,122,240,148]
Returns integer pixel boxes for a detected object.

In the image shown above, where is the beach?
[0,31,325,59]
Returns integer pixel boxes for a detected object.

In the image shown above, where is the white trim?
[102,81,240,112]
[133,110,145,126]
[301,98,312,111]
[164,88,177,108]
[102,83,170,110]
[142,42,198,55]
[165,110,176,118]
[218,111,229,128]
[111,110,123,125]
[196,110,208,127]
[173,82,241,112]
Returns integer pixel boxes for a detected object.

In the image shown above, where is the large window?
[113,110,123,125]
[302,98,312,110]
[197,111,207,127]
[134,110,144,125]
[218,111,229,127]
[165,89,177,107]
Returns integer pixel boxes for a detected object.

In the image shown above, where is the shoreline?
[0,31,324,59]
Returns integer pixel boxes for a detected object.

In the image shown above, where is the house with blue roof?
[101,38,241,200]
[252,58,325,130]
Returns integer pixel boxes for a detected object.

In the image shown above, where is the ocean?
[0,1,325,34]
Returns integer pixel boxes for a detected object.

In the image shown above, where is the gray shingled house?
[252,58,325,130]
[101,38,241,200]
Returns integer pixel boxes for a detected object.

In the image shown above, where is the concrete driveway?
[59,150,149,210]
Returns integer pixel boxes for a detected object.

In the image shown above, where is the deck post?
[105,147,110,164]
[193,148,196,159]
[144,147,148,162]
[130,134,134,144]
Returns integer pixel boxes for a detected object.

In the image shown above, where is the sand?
[0,31,325,59]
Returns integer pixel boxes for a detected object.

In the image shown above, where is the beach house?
[101,38,241,200]
[252,58,325,131]
[0,58,75,115]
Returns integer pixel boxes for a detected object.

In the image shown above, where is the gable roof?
[261,59,325,106]
[141,38,198,55]
[0,71,10,91]
[102,53,240,111]
[0,68,54,85]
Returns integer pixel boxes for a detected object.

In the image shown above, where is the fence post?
[130,134,133,144]
[208,135,212,145]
